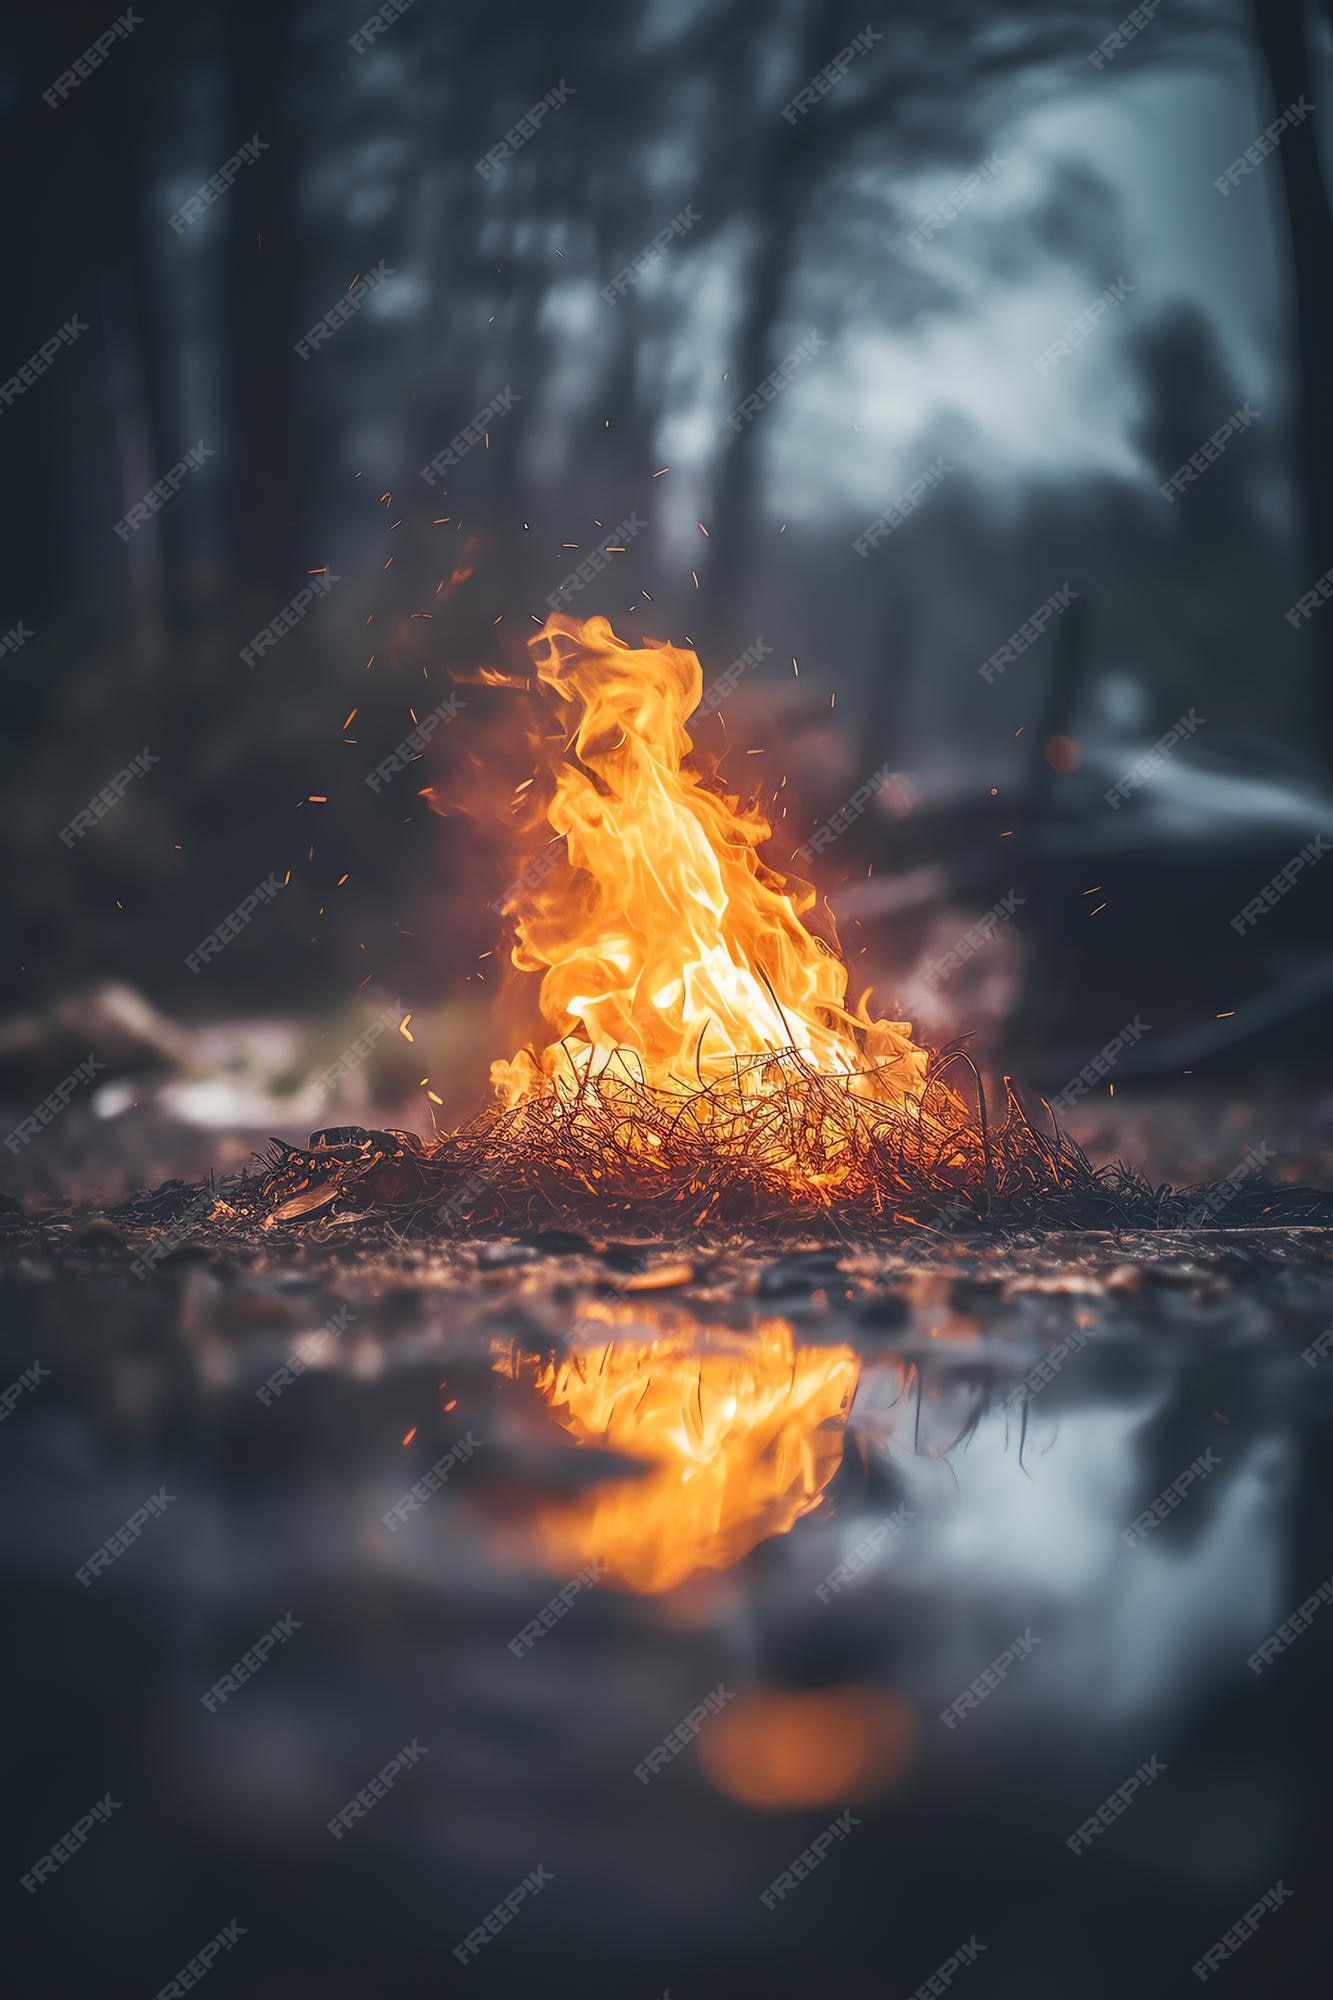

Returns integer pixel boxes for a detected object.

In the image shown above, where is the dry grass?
[260,1043,1333,1240]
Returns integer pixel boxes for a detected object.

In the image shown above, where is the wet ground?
[6,1211,1333,1997]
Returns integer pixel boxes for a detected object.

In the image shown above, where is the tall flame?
[491,615,928,1120]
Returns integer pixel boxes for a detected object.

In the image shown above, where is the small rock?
[72,1219,128,1250]
[857,1293,910,1333]
[476,1241,539,1268]
[598,1242,652,1274]
[624,1261,694,1291]
[757,1250,845,1298]
[1144,1260,1200,1286]
[521,1228,593,1256]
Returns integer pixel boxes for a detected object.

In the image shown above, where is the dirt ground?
[6,1090,1332,1997]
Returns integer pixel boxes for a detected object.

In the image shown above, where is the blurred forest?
[3,0,1332,1102]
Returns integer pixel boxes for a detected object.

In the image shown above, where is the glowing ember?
[492,1306,860,1593]
[489,615,931,1192]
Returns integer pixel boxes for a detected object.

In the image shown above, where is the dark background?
[3,0,1332,1163]
[5,10,1333,1998]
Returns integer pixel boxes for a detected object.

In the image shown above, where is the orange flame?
[493,1307,860,1593]
[490,615,928,1134]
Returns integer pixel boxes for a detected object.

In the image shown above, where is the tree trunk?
[706,8,833,609]
[1247,0,1333,771]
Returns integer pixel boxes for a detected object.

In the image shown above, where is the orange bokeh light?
[698,1684,917,1808]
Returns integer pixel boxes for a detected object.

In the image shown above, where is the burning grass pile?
[61,610,1322,1256]
[260,1045,1333,1240]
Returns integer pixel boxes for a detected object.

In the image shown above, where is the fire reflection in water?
[492,1304,861,1593]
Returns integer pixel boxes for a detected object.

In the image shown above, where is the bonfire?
[262,615,1317,1238]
